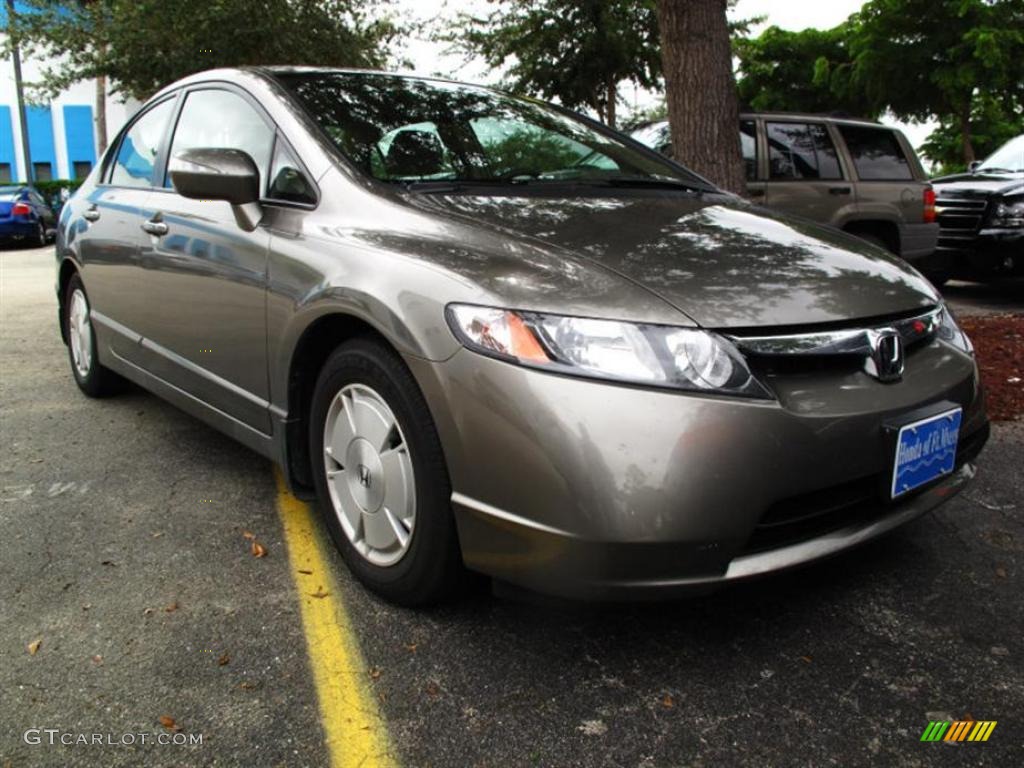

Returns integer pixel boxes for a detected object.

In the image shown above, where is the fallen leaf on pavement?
[800,655,813,664]
[238,681,256,690]
[369,667,382,680]
[143,608,154,615]
[405,643,418,653]
[242,531,255,540]
[310,587,329,599]
[251,541,267,558]
[995,565,1007,579]
[164,602,179,613]
[425,681,441,697]
[158,715,180,732]
[100,560,117,567]
[218,653,230,666]
[661,694,675,709]
[297,569,313,575]
[27,638,42,655]
[91,655,103,665]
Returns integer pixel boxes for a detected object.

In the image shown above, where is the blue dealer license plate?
[891,408,962,498]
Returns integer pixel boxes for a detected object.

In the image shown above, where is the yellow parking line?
[274,469,397,768]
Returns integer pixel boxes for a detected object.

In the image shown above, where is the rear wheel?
[308,338,462,605]
[36,222,46,248]
[64,274,123,397]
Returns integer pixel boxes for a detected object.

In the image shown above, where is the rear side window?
[165,89,275,191]
[766,122,842,181]
[838,126,913,180]
[109,99,176,187]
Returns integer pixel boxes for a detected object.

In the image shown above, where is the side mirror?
[968,160,982,173]
[168,148,262,231]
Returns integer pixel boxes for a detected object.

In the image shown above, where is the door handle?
[83,207,100,222]
[141,218,168,236]
[829,186,852,196]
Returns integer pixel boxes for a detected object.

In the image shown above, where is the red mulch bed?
[959,314,1024,421]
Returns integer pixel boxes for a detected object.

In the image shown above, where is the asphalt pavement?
[1,244,1022,767]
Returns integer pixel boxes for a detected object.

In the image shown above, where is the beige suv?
[632,113,939,270]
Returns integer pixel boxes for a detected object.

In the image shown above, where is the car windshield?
[978,135,1024,173]
[274,72,710,190]
[0,187,24,201]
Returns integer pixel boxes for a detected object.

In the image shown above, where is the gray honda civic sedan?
[56,67,988,604]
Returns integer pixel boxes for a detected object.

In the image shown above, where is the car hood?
[408,192,938,329]
[932,172,1024,197]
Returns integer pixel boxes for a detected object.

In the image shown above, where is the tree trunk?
[606,78,617,129]
[656,0,746,194]
[959,104,975,166]
[95,73,108,157]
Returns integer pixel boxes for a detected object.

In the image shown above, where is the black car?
[0,185,57,247]
[931,135,1024,284]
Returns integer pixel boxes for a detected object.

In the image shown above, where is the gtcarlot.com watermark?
[24,728,203,747]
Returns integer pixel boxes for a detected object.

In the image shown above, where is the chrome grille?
[936,196,988,250]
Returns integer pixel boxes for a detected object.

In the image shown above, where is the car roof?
[634,113,887,131]
[744,111,883,127]
[153,66,504,101]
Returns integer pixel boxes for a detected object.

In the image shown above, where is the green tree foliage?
[6,0,402,102]
[849,0,1023,164]
[735,0,1024,168]
[920,95,1024,174]
[439,0,663,128]
[735,24,873,117]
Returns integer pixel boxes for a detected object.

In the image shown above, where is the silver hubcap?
[323,384,415,567]
[68,289,92,378]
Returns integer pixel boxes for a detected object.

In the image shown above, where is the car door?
[77,96,178,363]
[134,86,275,434]
[762,120,848,226]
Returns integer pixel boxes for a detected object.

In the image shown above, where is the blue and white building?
[1,1,139,183]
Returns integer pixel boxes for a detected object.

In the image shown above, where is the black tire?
[64,274,123,397]
[36,222,46,248]
[308,337,463,606]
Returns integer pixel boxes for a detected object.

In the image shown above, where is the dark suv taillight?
[923,187,936,223]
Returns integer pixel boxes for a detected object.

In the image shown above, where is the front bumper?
[407,336,988,599]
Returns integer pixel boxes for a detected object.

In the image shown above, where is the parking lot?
[2,243,1022,767]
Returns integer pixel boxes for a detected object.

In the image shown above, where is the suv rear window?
[837,125,913,180]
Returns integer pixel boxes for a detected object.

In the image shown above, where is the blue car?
[0,185,57,247]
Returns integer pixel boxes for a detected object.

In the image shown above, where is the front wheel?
[64,274,123,397]
[308,338,463,605]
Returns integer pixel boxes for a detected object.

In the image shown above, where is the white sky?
[391,0,935,148]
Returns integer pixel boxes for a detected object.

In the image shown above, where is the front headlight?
[937,304,974,355]
[988,198,1024,229]
[446,304,772,398]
